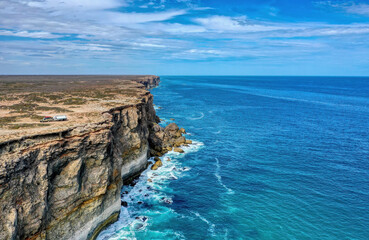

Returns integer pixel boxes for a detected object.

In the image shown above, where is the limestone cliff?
[0,76,187,240]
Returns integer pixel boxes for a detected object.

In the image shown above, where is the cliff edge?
[0,75,188,240]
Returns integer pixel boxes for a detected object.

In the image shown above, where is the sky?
[0,0,369,76]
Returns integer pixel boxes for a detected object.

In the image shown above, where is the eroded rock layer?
[0,76,187,240]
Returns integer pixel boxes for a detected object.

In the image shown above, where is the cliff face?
[133,75,160,89]
[0,77,186,240]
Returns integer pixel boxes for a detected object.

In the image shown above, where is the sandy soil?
[0,75,156,142]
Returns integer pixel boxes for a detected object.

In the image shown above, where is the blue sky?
[1,0,369,75]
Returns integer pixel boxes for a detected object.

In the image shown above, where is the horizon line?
[0,74,369,78]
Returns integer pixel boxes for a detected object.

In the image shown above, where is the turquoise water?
[98,76,369,240]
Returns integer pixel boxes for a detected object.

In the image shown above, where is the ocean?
[98,76,369,240]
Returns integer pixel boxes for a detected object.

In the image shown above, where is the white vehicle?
[53,115,68,121]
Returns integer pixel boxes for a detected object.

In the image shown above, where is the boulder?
[174,148,184,153]
[185,139,192,144]
[152,124,162,132]
[165,123,179,132]
[151,159,163,170]
[179,128,186,134]
[174,136,186,147]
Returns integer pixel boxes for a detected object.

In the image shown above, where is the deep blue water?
[98,76,369,240]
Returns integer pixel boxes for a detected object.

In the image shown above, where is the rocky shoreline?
[0,76,189,240]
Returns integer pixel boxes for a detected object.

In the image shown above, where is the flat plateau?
[0,75,159,142]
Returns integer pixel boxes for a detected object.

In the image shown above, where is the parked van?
[40,116,54,122]
[53,115,68,121]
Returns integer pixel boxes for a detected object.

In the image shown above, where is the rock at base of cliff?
[185,139,192,144]
[151,158,163,170]
[173,148,184,153]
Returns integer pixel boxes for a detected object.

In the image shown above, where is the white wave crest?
[98,138,204,240]
[190,211,216,236]
[187,112,204,120]
[215,158,234,194]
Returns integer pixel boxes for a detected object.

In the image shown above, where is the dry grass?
[58,98,87,105]
[0,75,157,141]
[7,123,50,129]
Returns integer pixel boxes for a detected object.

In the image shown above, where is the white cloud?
[28,0,126,11]
[315,1,369,16]
[345,3,369,16]
[193,15,369,38]
[0,0,369,71]
[0,30,61,39]
[194,16,288,32]
[106,10,187,24]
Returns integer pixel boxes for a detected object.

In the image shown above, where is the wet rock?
[185,139,192,144]
[167,158,171,162]
[174,148,184,153]
[137,201,143,204]
[148,121,188,157]
[151,159,163,170]
[162,198,173,204]
[147,179,152,182]
[121,201,128,207]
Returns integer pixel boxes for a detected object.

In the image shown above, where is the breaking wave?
[215,158,234,194]
[97,141,204,240]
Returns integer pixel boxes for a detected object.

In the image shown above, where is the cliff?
[0,76,187,240]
